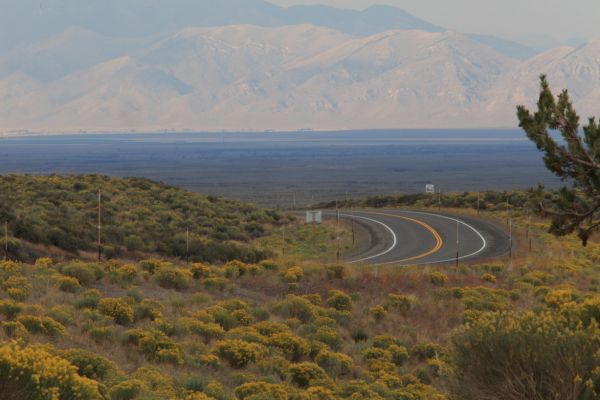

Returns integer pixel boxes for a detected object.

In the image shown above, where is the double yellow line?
[361,211,443,264]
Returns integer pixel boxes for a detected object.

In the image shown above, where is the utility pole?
[506,196,510,226]
[438,189,442,212]
[455,217,460,267]
[476,192,480,215]
[4,220,8,260]
[527,214,532,252]
[509,218,513,258]
[97,190,102,261]
[336,203,341,264]
[186,227,190,263]
[282,225,286,257]
[351,214,355,246]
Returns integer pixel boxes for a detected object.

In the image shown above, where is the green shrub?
[18,315,67,337]
[154,266,193,290]
[460,287,511,311]
[325,264,346,279]
[125,329,184,365]
[1,321,28,339]
[429,272,448,287]
[283,266,304,283]
[60,262,104,286]
[203,277,228,291]
[369,305,387,322]
[0,300,23,320]
[177,318,225,342]
[288,362,328,388]
[253,321,290,337]
[274,295,316,323]
[311,327,342,350]
[133,299,163,322]
[63,348,119,381]
[216,340,265,368]
[267,332,309,361]
[452,311,600,400]
[412,343,446,361]
[88,326,115,343]
[260,260,279,271]
[76,289,102,309]
[110,379,145,400]
[58,276,82,293]
[326,290,352,311]
[98,298,134,325]
[388,344,409,366]
[235,381,288,400]
[118,264,138,283]
[3,276,31,301]
[315,349,354,378]
[47,305,75,325]
[384,294,413,314]
[140,259,165,275]
[191,263,212,279]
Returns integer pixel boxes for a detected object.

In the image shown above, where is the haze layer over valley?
[1,0,599,134]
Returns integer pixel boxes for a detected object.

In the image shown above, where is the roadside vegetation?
[2,210,600,400]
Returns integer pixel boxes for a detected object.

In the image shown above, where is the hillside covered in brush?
[0,175,285,262]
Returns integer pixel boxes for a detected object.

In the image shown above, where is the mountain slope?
[0,25,598,133]
[0,0,531,60]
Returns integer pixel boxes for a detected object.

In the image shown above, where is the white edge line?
[335,213,398,264]
[385,211,488,266]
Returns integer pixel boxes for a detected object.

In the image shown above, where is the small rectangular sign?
[425,184,435,194]
[306,211,323,224]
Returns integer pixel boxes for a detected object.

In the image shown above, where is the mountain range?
[0,1,598,134]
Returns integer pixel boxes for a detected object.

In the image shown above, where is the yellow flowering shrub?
[315,349,354,378]
[3,276,31,301]
[0,299,24,320]
[452,310,600,400]
[283,266,304,283]
[35,257,54,269]
[288,362,328,388]
[325,290,352,311]
[267,332,310,361]
[235,381,288,400]
[369,305,387,322]
[58,276,81,293]
[18,315,67,337]
[0,342,105,399]
[216,339,265,368]
[97,298,134,325]
[429,272,449,287]
[384,294,413,314]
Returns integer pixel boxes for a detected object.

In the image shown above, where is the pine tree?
[517,75,600,245]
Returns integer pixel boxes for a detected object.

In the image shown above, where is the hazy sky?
[271,0,600,45]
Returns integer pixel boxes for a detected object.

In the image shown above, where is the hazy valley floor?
[0,129,559,206]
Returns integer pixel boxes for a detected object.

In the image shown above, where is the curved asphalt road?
[328,210,510,266]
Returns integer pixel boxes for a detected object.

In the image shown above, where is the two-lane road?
[328,210,510,265]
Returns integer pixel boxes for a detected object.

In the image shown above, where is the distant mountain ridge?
[1,24,599,134]
[0,0,534,59]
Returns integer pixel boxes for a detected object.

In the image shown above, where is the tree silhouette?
[517,75,600,245]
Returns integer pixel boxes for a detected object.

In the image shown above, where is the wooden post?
[97,190,102,261]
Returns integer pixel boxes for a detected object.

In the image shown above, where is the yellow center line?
[359,211,443,264]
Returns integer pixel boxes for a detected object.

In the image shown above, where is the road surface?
[327,210,510,265]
